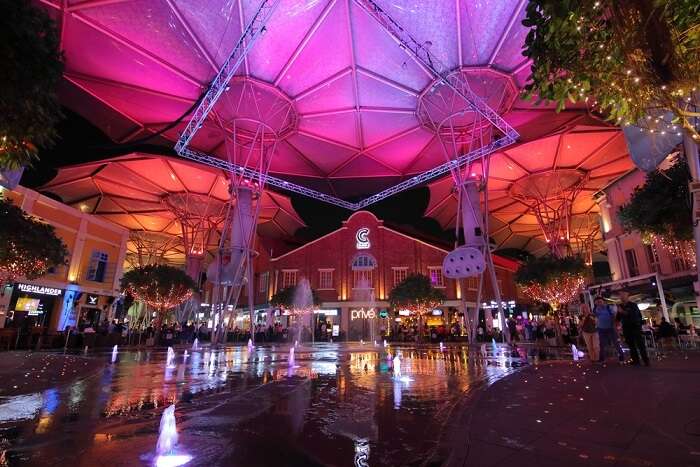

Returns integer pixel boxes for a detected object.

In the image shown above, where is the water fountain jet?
[111,345,118,363]
[154,404,191,467]
[393,355,401,379]
[192,338,199,350]
[166,347,176,367]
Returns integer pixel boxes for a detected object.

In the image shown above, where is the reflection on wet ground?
[0,343,544,466]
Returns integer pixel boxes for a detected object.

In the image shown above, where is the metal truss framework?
[175,0,520,211]
[174,0,281,154]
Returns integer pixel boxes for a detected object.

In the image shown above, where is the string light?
[642,233,696,269]
[519,274,586,311]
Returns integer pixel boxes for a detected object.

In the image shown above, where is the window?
[353,269,373,289]
[428,267,445,287]
[259,271,269,294]
[466,277,478,290]
[644,244,660,273]
[392,267,408,286]
[352,254,376,269]
[672,256,690,273]
[625,249,639,277]
[86,250,108,282]
[282,270,298,288]
[319,269,334,289]
[352,254,376,289]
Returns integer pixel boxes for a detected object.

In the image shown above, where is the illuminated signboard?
[356,228,370,249]
[431,309,443,316]
[315,308,338,316]
[16,283,62,296]
[379,309,388,319]
[351,308,376,320]
[398,309,411,316]
[86,294,99,306]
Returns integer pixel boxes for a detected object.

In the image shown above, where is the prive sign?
[351,308,376,320]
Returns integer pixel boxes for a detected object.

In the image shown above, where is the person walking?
[617,291,650,366]
[579,303,600,361]
[594,296,624,363]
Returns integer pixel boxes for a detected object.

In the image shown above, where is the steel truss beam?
[174,0,281,154]
[179,137,510,211]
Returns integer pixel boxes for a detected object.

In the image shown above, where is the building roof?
[271,210,519,271]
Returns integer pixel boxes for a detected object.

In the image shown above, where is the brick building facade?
[248,211,519,340]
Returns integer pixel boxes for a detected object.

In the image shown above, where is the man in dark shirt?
[617,291,650,366]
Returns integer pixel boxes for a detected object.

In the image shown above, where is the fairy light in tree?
[0,244,48,285]
[125,283,193,311]
[519,274,586,311]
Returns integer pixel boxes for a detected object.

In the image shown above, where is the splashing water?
[491,338,497,347]
[154,404,192,467]
[360,339,364,345]
[166,347,176,367]
[182,351,189,362]
[393,355,401,379]
[383,339,388,348]
[111,345,118,363]
[374,340,377,346]
[439,342,444,352]
[84,345,88,354]
[571,344,580,361]
[294,340,299,348]
[156,405,178,455]
[192,338,199,350]
[247,338,254,352]
[209,351,216,367]
[288,347,295,367]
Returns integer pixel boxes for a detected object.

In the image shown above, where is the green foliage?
[0,0,64,169]
[522,0,700,136]
[120,265,195,312]
[0,197,68,284]
[269,285,320,309]
[618,157,692,241]
[388,273,445,314]
[515,255,588,287]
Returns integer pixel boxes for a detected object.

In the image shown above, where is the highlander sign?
[16,283,62,296]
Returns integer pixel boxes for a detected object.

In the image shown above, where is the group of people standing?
[580,291,650,366]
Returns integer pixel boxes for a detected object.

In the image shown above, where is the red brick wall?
[253,211,519,306]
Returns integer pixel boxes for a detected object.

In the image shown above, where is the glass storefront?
[6,283,63,329]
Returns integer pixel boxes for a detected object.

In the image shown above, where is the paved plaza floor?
[443,352,700,467]
[0,345,698,466]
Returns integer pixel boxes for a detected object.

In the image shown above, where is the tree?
[522,1,700,138]
[121,265,195,328]
[389,273,445,339]
[0,0,64,169]
[618,156,692,241]
[515,255,588,311]
[618,156,696,267]
[0,197,68,286]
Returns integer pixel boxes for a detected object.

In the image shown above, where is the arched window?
[352,254,376,270]
[351,254,376,289]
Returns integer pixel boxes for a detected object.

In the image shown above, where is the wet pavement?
[443,352,700,467]
[0,342,528,466]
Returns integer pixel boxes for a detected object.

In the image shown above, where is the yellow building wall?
[31,200,82,230]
